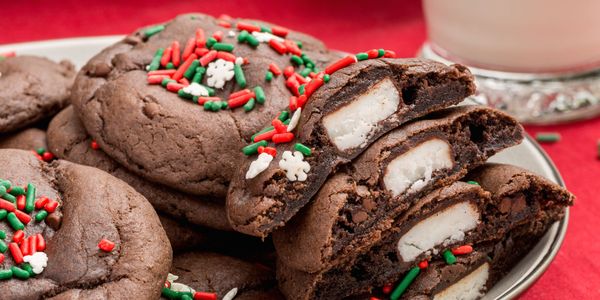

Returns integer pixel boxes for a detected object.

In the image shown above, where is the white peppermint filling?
[397,201,480,262]
[433,263,490,300]
[383,138,453,197]
[322,78,400,151]
[246,153,274,179]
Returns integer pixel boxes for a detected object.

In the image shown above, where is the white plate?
[0,36,569,300]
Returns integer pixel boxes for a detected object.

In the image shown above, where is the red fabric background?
[1,1,598,298]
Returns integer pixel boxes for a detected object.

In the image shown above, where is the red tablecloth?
[1,1,598,298]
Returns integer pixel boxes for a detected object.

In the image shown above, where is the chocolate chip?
[351,210,368,223]
[45,213,62,231]
[87,62,112,77]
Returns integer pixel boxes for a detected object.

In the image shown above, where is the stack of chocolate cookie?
[0,12,574,300]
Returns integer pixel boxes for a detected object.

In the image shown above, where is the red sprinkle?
[28,235,37,255]
[199,50,217,67]
[296,95,308,108]
[370,297,382,300]
[13,230,24,243]
[258,146,277,157]
[193,291,217,300]
[227,92,255,108]
[383,50,397,58]
[9,242,23,264]
[20,237,29,256]
[272,119,287,133]
[42,152,55,162]
[451,245,474,255]
[182,38,196,61]
[212,30,223,42]
[289,96,298,111]
[167,82,185,93]
[236,22,261,33]
[91,140,100,150]
[253,130,276,143]
[325,56,357,75]
[44,200,59,213]
[178,77,190,86]
[36,233,46,251]
[293,72,310,84]
[367,49,379,59]
[14,210,31,225]
[304,77,324,97]
[98,238,116,252]
[272,133,294,144]
[32,151,43,161]
[196,97,221,105]
[216,51,236,62]
[229,89,251,99]
[195,47,210,57]
[218,14,233,21]
[35,197,49,210]
[269,63,282,76]
[283,66,295,78]
[195,28,206,47]
[0,199,15,212]
[16,195,26,211]
[217,20,231,28]
[171,41,181,67]
[382,283,393,294]
[271,26,289,38]
[147,75,169,84]
[418,259,429,269]
[160,46,172,67]
[148,69,176,76]
[0,254,4,264]
[284,40,302,56]
[269,39,287,55]
[173,54,198,81]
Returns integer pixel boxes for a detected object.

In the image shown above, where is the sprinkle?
[0,269,12,280]
[205,37,217,48]
[237,22,261,33]
[254,86,266,104]
[390,267,420,300]
[228,92,255,108]
[246,153,274,179]
[466,181,479,185]
[443,249,457,264]
[98,238,115,252]
[16,195,25,210]
[304,77,324,98]
[206,59,234,88]
[218,20,232,28]
[35,210,48,222]
[182,38,196,61]
[269,39,287,54]
[161,287,180,299]
[194,292,217,300]
[144,25,165,38]
[382,283,393,294]
[222,287,238,300]
[284,40,302,56]
[0,240,6,253]
[384,50,397,58]
[148,48,164,71]
[10,266,29,280]
[183,60,200,80]
[212,42,234,52]
[287,108,302,132]
[237,30,250,43]
[251,127,275,142]
[36,234,45,251]
[271,26,289,38]
[44,200,59,213]
[8,186,25,196]
[356,52,369,61]
[25,183,35,213]
[418,259,429,269]
[23,252,48,274]
[242,140,268,156]
[14,210,31,225]
[233,64,247,88]
[160,47,173,67]
[174,54,198,81]
[265,71,274,82]
[195,28,206,47]
[0,230,4,239]
[279,151,310,181]
[323,74,330,82]
[0,254,3,264]
[278,111,290,122]
[290,55,304,66]
[272,119,287,133]
[7,212,24,230]
[325,55,357,75]
[9,243,23,264]
[283,66,295,78]
[12,230,24,243]
[273,133,295,144]
[0,210,6,220]
[294,143,311,156]
[258,146,277,157]
[243,98,256,112]
[452,245,473,255]
[535,132,560,143]
[216,51,236,62]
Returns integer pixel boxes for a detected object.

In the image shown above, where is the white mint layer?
[433,262,490,300]
[384,138,453,197]
[322,78,400,151]
[397,201,480,262]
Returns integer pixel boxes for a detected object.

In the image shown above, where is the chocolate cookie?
[275,164,573,299]
[0,128,47,151]
[0,149,171,299]
[70,13,337,197]
[161,251,282,300]
[47,106,230,231]
[273,105,524,273]
[0,56,74,133]
[227,58,476,237]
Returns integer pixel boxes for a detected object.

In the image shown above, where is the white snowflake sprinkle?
[252,31,284,43]
[279,151,310,181]
[166,273,179,283]
[246,153,274,179]
[23,252,48,274]
[171,282,195,294]
[223,287,239,300]
[182,82,210,97]
[206,58,235,89]
[287,108,302,132]
[228,30,236,37]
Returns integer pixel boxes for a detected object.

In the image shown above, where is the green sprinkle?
[294,143,312,156]
[245,34,260,47]
[301,54,315,67]
[283,118,291,125]
[390,267,420,300]
[234,64,247,88]
[36,148,46,155]
[184,60,200,80]
[466,180,479,185]
[300,68,312,77]
[35,210,48,222]
[244,98,256,112]
[212,42,234,52]
[0,180,11,190]
[25,183,35,213]
[192,67,206,83]
[2,193,15,203]
[144,25,165,38]
[443,249,457,265]
[210,101,222,112]
[221,101,229,109]
[161,78,175,87]
[0,230,5,239]
[265,71,274,82]
[181,295,193,300]
[205,37,217,48]
[203,101,213,111]
[148,48,164,71]
[251,126,274,142]
[204,85,216,96]
[243,140,268,156]
[22,263,34,276]
[177,89,192,100]
[535,132,560,143]
[290,55,304,66]
[0,240,7,253]
[8,186,25,196]
[10,266,29,280]
[237,30,249,42]
[166,62,175,69]
[0,210,6,221]
[0,269,12,280]
[254,86,266,104]
[7,212,24,230]
[323,74,330,83]
[278,111,290,122]
[298,84,305,95]
[296,41,303,48]
[356,52,369,61]
[378,48,385,57]
[260,25,272,33]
